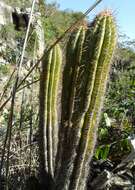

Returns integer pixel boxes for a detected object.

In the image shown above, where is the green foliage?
[104,45,135,124]
[0,24,15,40]
[108,139,131,163]
[95,144,110,160]
[0,64,10,75]
[0,24,25,64]
[4,0,31,8]
[41,3,84,43]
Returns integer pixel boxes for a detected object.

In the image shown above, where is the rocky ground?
[88,151,135,190]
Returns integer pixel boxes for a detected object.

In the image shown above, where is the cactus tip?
[98,9,113,17]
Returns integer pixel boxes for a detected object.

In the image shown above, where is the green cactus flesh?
[39,44,62,178]
[51,44,62,170]
[55,26,86,190]
[39,49,52,176]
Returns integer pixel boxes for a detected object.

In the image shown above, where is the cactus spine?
[38,44,62,185]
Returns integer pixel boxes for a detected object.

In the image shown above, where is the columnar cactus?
[69,11,117,190]
[38,44,62,186]
[38,10,117,190]
[55,11,116,190]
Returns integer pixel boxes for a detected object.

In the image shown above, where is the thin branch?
[17,0,36,77]
[0,68,16,104]
[0,1,36,187]
[18,79,40,91]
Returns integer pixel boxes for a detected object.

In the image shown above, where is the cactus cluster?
[38,10,117,190]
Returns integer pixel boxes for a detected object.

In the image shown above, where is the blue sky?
[47,0,135,40]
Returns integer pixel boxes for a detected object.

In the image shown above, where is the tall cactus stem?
[52,44,62,170]
[47,46,56,176]
[39,44,62,183]
[69,12,117,190]
[38,49,52,183]
[55,27,86,190]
